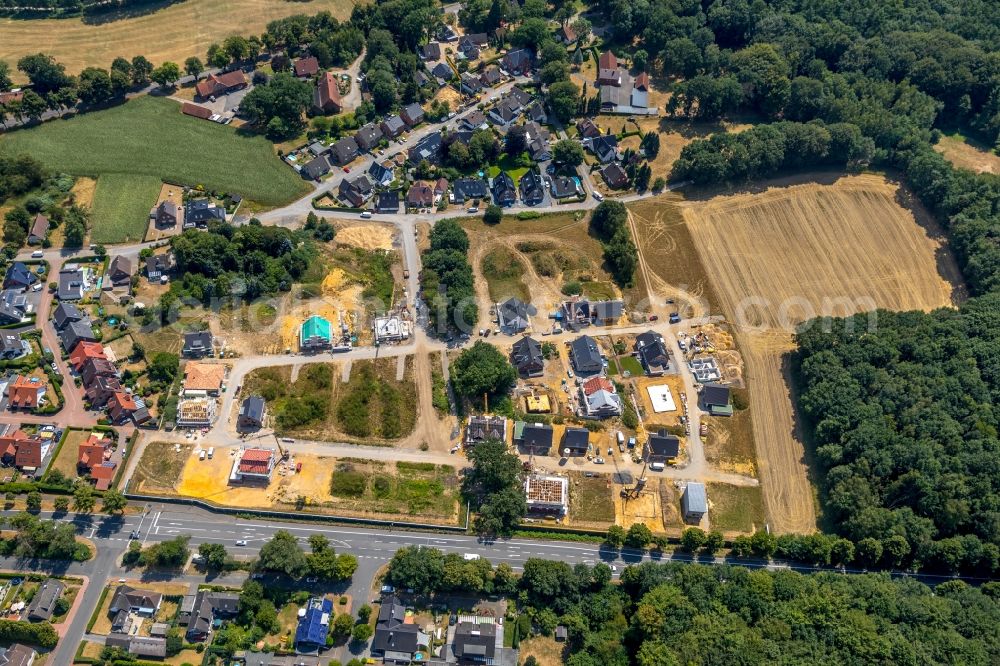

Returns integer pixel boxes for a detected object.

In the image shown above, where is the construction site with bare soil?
[677,172,966,534]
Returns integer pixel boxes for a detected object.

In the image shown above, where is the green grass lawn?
[707,483,767,533]
[618,356,644,376]
[89,174,161,244]
[0,96,309,208]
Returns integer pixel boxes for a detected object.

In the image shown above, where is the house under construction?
[524,474,569,516]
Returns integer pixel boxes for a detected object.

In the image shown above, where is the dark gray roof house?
[0,290,28,326]
[375,191,400,213]
[502,48,533,74]
[154,200,180,227]
[562,427,590,455]
[53,302,84,330]
[380,115,406,138]
[460,110,488,130]
[701,383,733,416]
[109,584,163,615]
[402,102,425,126]
[238,395,266,429]
[497,297,529,333]
[602,162,629,189]
[491,171,517,206]
[182,331,213,357]
[0,332,24,359]
[452,177,489,203]
[301,154,331,181]
[480,66,501,86]
[570,335,603,375]
[59,319,97,353]
[511,336,543,377]
[372,596,422,661]
[592,300,624,324]
[146,253,174,280]
[26,578,64,621]
[355,122,384,152]
[516,421,553,452]
[453,621,497,662]
[368,161,394,186]
[330,136,360,165]
[461,71,484,94]
[419,41,441,60]
[519,170,545,206]
[184,199,226,227]
[58,266,85,301]
[645,430,680,463]
[4,263,37,291]
[550,175,580,199]
[108,256,132,286]
[408,132,443,164]
[184,590,240,642]
[635,331,669,375]
[589,135,619,163]
[430,62,454,84]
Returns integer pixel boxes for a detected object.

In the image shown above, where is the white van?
[592,192,604,201]
[207,447,215,459]
[616,431,625,446]
[463,553,481,561]
[198,450,206,461]
[360,211,372,219]
[30,250,43,258]
[649,462,664,471]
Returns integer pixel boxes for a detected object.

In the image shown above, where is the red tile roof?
[599,50,617,70]
[91,463,116,490]
[238,448,274,475]
[14,438,41,469]
[8,375,43,409]
[582,376,615,396]
[78,443,108,469]
[294,56,320,77]
[69,341,106,371]
[195,70,247,98]
[634,72,649,91]
[407,181,434,206]
[181,102,213,120]
[314,72,342,112]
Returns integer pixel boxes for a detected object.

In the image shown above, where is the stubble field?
[0,0,356,82]
[680,173,965,534]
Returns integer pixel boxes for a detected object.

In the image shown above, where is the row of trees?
[0,511,90,561]
[254,530,358,581]
[0,52,186,123]
[386,545,1000,666]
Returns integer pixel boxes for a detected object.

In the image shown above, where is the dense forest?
[386,548,1000,666]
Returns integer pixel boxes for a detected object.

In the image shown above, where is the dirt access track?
[680,172,965,534]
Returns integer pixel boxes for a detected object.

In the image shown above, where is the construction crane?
[272,434,290,461]
[620,462,648,501]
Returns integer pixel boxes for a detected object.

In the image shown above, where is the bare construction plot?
[681,173,965,534]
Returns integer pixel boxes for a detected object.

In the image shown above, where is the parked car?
[380,584,395,594]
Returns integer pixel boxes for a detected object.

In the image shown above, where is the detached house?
[355,122,384,152]
[502,48,533,75]
[146,254,174,281]
[645,430,680,465]
[329,136,360,166]
[380,115,406,138]
[569,335,603,376]
[313,72,343,114]
[491,171,517,206]
[7,375,46,411]
[293,56,319,78]
[635,331,669,375]
[406,181,434,210]
[497,297,530,333]
[519,170,545,206]
[0,430,42,471]
[515,421,554,453]
[512,336,544,377]
[27,213,48,245]
[372,596,425,663]
[4,263,37,291]
[182,331,213,358]
[153,200,180,228]
[465,415,507,448]
[195,70,248,99]
[107,256,132,287]
[580,376,623,418]
[401,103,425,127]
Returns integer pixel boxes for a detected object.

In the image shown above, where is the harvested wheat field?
[934,134,1000,174]
[0,1,355,82]
[681,173,965,534]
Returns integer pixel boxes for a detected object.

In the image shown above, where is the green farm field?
[0,96,310,208]
[89,174,161,244]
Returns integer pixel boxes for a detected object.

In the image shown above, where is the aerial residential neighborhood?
[0,0,998,665]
